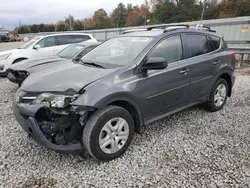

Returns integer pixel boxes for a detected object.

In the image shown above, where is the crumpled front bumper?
[13,99,85,155]
[7,70,28,85]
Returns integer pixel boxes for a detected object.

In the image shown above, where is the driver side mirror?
[143,57,168,71]
[33,44,41,50]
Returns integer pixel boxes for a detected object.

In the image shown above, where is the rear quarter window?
[74,35,91,43]
[222,39,229,51]
[209,35,221,51]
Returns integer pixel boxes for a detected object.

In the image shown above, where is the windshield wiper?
[80,60,105,69]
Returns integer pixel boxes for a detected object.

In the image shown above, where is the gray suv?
[13,25,236,161]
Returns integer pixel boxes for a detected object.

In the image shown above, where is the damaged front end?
[14,90,94,155]
[7,69,30,85]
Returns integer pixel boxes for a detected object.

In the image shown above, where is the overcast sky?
[0,0,145,30]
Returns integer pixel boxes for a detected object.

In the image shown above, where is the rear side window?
[149,35,183,63]
[74,35,91,43]
[55,35,74,45]
[36,36,56,48]
[222,39,228,51]
[185,34,209,58]
[209,35,221,51]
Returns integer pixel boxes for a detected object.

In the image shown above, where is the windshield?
[58,44,85,59]
[81,36,153,68]
[19,37,41,49]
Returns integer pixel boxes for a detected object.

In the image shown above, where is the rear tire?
[83,106,134,161]
[205,78,228,112]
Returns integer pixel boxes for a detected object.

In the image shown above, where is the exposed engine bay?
[33,104,93,148]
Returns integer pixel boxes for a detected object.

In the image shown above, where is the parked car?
[13,25,236,161]
[7,41,101,86]
[0,33,97,76]
[0,33,11,42]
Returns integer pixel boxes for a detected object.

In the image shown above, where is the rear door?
[32,36,57,57]
[54,35,75,54]
[183,33,216,101]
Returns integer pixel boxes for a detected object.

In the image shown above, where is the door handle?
[179,68,189,74]
[213,61,220,66]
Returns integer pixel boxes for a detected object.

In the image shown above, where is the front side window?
[19,37,41,49]
[185,34,209,58]
[149,35,183,63]
[36,36,55,48]
[55,35,74,45]
[81,36,153,68]
[58,44,85,59]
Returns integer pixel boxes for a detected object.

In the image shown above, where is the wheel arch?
[98,97,143,134]
[12,57,28,64]
[218,73,232,97]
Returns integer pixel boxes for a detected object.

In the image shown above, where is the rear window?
[209,35,221,51]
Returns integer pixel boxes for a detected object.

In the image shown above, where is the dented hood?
[21,62,119,92]
[11,56,66,73]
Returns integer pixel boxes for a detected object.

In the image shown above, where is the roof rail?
[121,29,148,34]
[147,24,190,31]
[195,24,216,32]
[121,24,216,35]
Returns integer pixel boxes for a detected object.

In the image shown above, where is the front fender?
[71,84,144,126]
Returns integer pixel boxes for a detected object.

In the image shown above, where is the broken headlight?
[32,93,79,108]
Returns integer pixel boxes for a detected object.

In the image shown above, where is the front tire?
[83,106,134,161]
[206,78,228,112]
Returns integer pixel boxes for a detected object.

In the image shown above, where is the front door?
[32,36,57,58]
[141,35,190,119]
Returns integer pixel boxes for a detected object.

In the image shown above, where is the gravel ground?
[0,73,249,187]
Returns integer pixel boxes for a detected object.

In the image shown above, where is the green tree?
[30,24,39,33]
[235,0,250,16]
[65,14,74,30]
[111,3,128,27]
[17,25,30,34]
[38,23,46,32]
[153,0,178,23]
[73,20,85,30]
[56,21,70,31]
[45,24,55,32]
[198,0,220,20]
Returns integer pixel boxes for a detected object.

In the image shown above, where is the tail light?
[230,51,235,58]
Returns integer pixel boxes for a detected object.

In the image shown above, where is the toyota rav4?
[13,25,236,161]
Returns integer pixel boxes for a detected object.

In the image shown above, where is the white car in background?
[0,33,97,76]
